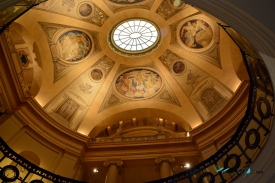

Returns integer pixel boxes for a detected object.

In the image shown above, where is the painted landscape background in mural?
[115,69,162,99]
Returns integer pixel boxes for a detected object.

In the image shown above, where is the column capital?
[155,157,175,164]
[103,159,123,167]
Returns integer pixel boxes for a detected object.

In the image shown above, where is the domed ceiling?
[11,0,247,137]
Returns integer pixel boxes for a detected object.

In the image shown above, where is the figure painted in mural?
[173,61,185,74]
[91,69,103,81]
[79,83,93,94]
[18,50,30,68]
[61,0,75,12]
[180,19,213,49]
[201,88,224,112]
[115,69,162,98]
[110,0,144,4]
[56,30,91,61]
[56,98,79,121]
[41,0,55,9]
[79,3,93,17]
[186,70,201,88]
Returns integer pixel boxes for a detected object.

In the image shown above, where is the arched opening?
[10,22,43,97]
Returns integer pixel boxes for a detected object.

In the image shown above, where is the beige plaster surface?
[13,0,244,137]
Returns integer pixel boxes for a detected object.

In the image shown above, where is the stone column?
[103,160,123,183]
[155,157,175,179]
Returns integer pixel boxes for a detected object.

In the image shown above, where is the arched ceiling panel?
[13,0,245,136]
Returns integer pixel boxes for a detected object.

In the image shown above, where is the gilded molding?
[39,22,102,82]
[43,55,115,130]
[36,0,109,27]
[156,0,187,20]
[159,49,233,122]
[98,62,181,113]
[169,14,221,68]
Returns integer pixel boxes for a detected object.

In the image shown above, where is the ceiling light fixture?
[184,163,190,168]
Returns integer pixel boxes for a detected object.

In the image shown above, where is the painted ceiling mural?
[103,0,155,13]
[99,63,181,112]
[115,69,162,99]
[56,30,92,62]
[36,0,109,26]
[180,19,213,49]
[159,49,233,121]
[9,0,244,134]
[44,55,115,130]
[39,22,101,82]
[170,14,221,68]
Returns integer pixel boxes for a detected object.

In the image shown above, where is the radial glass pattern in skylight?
[112,20,159,52]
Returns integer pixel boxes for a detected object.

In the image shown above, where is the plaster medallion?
[78,2,93,17]
[90,68,104,82]
[172,61,186,75]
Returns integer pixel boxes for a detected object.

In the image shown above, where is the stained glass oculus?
[111,19,159,53]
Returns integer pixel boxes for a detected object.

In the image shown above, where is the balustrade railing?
[146,25,274,183]
[0,1,274,183]
[91,132,188,143]
[0,138,85,183]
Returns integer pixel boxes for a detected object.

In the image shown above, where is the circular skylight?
[110,19,160,54]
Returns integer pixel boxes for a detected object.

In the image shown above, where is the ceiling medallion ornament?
[108,19,161,57]
[172,61,186,75]
[89,68,104,82]
[115,69,163,99]
[78,2,93,17]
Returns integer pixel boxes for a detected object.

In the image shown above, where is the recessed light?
[184,163,190,168]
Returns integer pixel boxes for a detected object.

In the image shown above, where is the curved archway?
[10,22,43,97]
[19,150,41,166]
[170,1,275,183]
[89,108,192,137]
